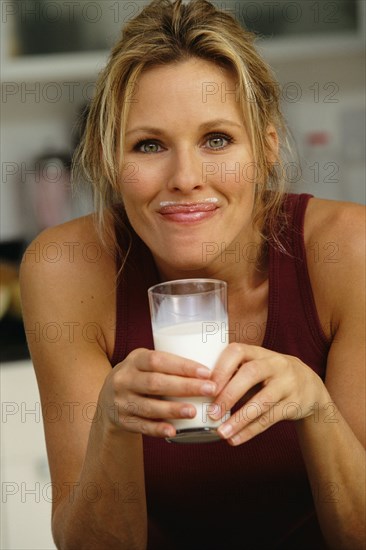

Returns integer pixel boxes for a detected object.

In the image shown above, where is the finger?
[217,402,281,444]
[130,371,217,398]
[117,413,177,439]
[136,349,212,379]
[211,343,272,393]
[216,379,294,444]
[117,395,198,421]
[210,356,280,416]
[225,402,287,446]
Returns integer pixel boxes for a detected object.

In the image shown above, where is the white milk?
[152,320,230,431]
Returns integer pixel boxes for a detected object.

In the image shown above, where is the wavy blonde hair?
[74,0,290,259]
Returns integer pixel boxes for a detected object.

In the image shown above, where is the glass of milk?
[148,279,230,443]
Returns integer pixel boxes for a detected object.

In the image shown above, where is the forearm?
[296,392,366,550]
[52,419,147,550]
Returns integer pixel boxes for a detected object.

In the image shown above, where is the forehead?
[126,58,241,126]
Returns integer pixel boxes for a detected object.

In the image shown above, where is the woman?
[20,1,365,548]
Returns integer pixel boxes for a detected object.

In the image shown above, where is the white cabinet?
[1,0,364,82]
[1,361,56,549]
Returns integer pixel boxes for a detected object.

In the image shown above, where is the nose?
[167,147,203,193]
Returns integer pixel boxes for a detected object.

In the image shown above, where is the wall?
[1,1,365,243]
[271,50,365,203]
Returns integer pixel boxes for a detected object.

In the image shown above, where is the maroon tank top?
[111,193,330,549]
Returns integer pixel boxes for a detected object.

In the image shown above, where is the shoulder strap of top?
[111,228,159,366]
[264,193,330,375]
[291,194,330,351]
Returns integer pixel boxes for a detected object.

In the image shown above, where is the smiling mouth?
[158,200,219,223]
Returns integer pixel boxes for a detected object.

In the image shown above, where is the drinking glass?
[148,279,230,443]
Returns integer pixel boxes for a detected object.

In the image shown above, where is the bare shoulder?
[303,197,365,338]
[20,213,116,291]
[19,213,118,359]
[304,197,365,253]
[21,213,114,273]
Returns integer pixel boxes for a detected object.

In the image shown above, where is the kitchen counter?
[1,360,56,549]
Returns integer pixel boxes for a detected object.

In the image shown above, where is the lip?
[158,200,219,223]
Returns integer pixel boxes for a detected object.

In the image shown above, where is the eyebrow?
[125,118,243,137]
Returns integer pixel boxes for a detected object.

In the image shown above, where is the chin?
[154,250,213,277]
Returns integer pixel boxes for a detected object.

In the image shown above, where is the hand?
[99,348,217,439]
[208,343,328,446]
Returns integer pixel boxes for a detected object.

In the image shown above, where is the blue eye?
[135,141,162,153]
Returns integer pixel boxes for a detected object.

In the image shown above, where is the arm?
[20,222,147,550]
[20,220,214,549]
[208,200,365,549]
[295,200,366,548]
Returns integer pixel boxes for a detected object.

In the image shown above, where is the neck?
[154,231,268,294]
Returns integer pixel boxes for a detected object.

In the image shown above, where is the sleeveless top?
[111,193,331,549]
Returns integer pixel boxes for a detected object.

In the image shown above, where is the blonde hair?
[74,0,290,259]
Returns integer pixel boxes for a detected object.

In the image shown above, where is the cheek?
[121,161,141,188]
[206,151,256,190]
[119,173,147,210]
[120,161,161,200]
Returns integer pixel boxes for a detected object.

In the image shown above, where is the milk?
[152,320,230,432]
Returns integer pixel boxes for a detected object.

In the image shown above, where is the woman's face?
[121,57,258,278]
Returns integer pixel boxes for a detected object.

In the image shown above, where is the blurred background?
[0,1,365,548]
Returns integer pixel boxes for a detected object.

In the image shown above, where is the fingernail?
[163,426,175,438]
[197,367,211,379]
[181,407,196,418]
[202,382,216,395]
[218,424,233,438]
[208,403,221,420]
